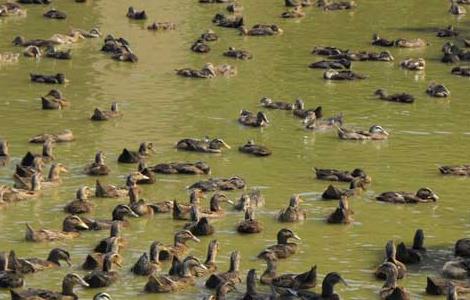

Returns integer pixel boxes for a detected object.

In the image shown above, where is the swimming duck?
[374,89,414,104]
[371,33,396,47]
[395,38,427,48]
[205,251,241,289]
[440,165,470,176]
[234,190,264,210]
[41,89,69,109]
[437,25,459,37]
[101,35,130,54]
[449,2,466,15]
[260,228,301,259]
[128,186,157,216]
[396,229,426,265]
[330,50,394,62]
[23,45,41,58]
[84,151,111,176]
[25,215,89,242]
[147,21,176,31]
[281,5,305,18]
[0,140,9,166]
[11,248,71,274]
[176,63,217,78]
[84,253,121,288]
[176,137,231,153]
[10,273,88,300]
[303,112,343,131]
[118,142,154,163]
[311,46,347,56]
[326,196,353,224]
[212,13,244,28]
[135,162,155,184]
[189,176,246,192]
[379,263,410,300]
[82,204,138,230]
[426,82,450,97]
[309,58,351,69]
[278,195,306,222]
[198,193,233,218]
[240,24,283,36]
[399,58,425,71]
[293,99,322,119]
[43,9,67,19]
[376,187,439,204]
[159,230,201,261]
[12,36,52,47]
[237,207,263,234]
[173,190,204,220]
[323,69,366,80]
[64,186,94,214]
[4,173,41,202]
[45,46,72,60]
[239,140,272,157]
[111,45,138,62]
[49,32,85,45]
[0,2,25,16]
[321,176,370,200]
[70,27,102,38]
[426,276,470,295]
[29,129,74,143]
[191,39,211,53]
[30,73,66,84]
[337,125,389,140]
[315,167,369,182]
[375,240,407,280]
[144,256,207,293]
[184,206,215,236]
[201,29,218,41]
[223,47,253,59]
[451,66,470,76]
[152,161,211,175]
[289,272,348,300]
[93,222,124,254]
[238,110,269,127]
[131,242,163,276]
[90,102,122,121]
[320,0,356,10]
[0,252,24,288]
[127,6,147,19]
[260,97,294,110]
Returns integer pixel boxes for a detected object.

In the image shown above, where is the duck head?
[380,50,394,61]
[321,272,348,297]
[369,125,389,136]
[138,142,154,155]
[181,256,207,277]
[95,151,106,165]
[239,26,249,35]
[112,204,139,220]
[189,188,205,204]
[46,89,63,99]
[48,248,72,266]
[63,273,89,292]
[0,140,8,156]
[89,28,102,38]
[103,253,122,271]
[374,89,387,98]
[416,187,439,201]
[12,36,25,46]
[175,230,200,245]
[324,69,339,79]
[48,163,68,181]
[62,215,89,232]
[76,186,91,200]
[260,97,273,106]
[209,138,231,150]
[210,193,233,211]
[413,229,425,250]
[294,98,305,110]
[288,194,302,208]
[203,63,217,77]
[94,292,112,300]
[256,112,269,125]
[277,228,301,244]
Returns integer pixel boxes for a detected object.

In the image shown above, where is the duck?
[128,185,158,216]
[320,0,356,10]
[260,97,293,110]
[90,102,122,121]
[191,39,211,53]
[101,35,130,54]
[127,6,147,19]
[0,252,24,288]
[239,140,272,157]
[396,229,426,265]
[205,251,241,289]
[29,129,74,143]
[43,8,67,19]
[309,58,351,69]
[375,240,407,280]
[426,82,450,97]
[234,190,264,210]
[41,89,69,109]
[84,151,110,176]
[93,222,124,254]
[303,112,343,131]
[189,176,246,192]
[117,142,154,163]
[111,45,138,63]
[439,165,470,176]
[0,2,25,16]
[183,205,215,236]
[326,196,353,224]
[49,32,85,45]
[371,33,395,47]
[45,46,71,60]
[400,58,425,71]
[237,207,263,234]
[426,276,470,295]
[238,110,269,127]
[0,140,9,166]
[321,176,370,200]
[289,272,348,300]
[12,36,52,47]
[131,242,164,276]
[198,192,233,218]
[30,73,66,84]
[144,256,207,293]
[159,230,201,261]
[94,292,112,300]
[259,228,301,259]
[176,137,231,153]
[330,50,394,62]
[314,167,368,182]
[213,13,244,28]
[437,25,459,37]
[259,250,317,289]
[84,253,121,288]
[64,186,94,214]
[70,27,102,38]
[152,161,211,175]
[281,5,305,18]
[4,173,41,202]
[25,215,89,242]
[147,21,176,31]
[374,89,414,104]
[23,45,41,58]
[11,248,71,273]
[82,204,138,230]
[176,63,217,78]
[395,37,427,48]
[223,47,253,59]
[451,66,470,77]
[173,190,204,220]
[378,263,410,300]
[337,125,389,140]
[240,24,283,36]
[240,269,275,300]
[323,69,366,80]
[83,237,122,270]
[376,187,439,204]
[10,273,89,300]
[95,180,128,198]
[449,2,466,15]
[293,99,323,119]
[278,195,306,222]
[201,29,218,41]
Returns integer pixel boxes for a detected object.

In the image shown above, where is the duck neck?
[181,260,194,277]
[128,186,138,204]
[110,223,121,238]
[95,153,104,165]
[229,254,240,272]
[246,271,257,295]
[150,243,160,264]
[0,142,8,156]
[263,259,277,277]
[47,252,61,266]
[48,165,59,181]
[321,280,335,297]
[112,210,125,221]
[413,230,424,250]
[103,257,113,272]
[205,242,217,265]
[42,143,53,158]
[62,280,76,297]
[277,234,289,245]
[210,195,221,212]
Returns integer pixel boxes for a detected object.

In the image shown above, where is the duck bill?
[129,210,140,218]
[431,193,439,201]
[222,141,231,149]
[191,236,201,243]
[340,277,349,287]
[61,167,69,173]
[66,259,72,267]
[382,130,390,136]
[77,221,90,230]
[226,199,234,205]
[292,234,302,241]
[78,276,89,287]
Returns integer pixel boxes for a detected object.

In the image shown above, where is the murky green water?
[1,0,470,299]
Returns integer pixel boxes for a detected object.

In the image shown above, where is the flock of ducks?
[1,0,470,299]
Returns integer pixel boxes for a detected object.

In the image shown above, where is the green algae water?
[1,0,470,299]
